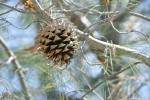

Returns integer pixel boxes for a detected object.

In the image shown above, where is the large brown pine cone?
[35,20,79,66]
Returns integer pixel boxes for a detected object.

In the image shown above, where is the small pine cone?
[103,0,110,6]
[35,20,79,66]
[22,0,35,11]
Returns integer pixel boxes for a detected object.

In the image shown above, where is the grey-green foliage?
[0,0,150,100]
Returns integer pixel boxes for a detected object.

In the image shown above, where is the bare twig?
[129,12,150,22]
[44,4,54,11]
[0,2,20,16]
[0,10,12,16]
[52,6,150,22]
[109,21,150,48]
[109,20,150,48]
[127,83,144,98]
[0,36,31,100]
[81,62,141,99]
[77,30,150,67]
[83,76,104,100]
[0,18,45,29]
[0,56,16,66]
[131,30,150,48]
[81,46,102,66]
[110,20,128,34]
[108,82,123,100]
[0,2,37,14]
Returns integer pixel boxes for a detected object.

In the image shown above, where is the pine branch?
[0,36,31,100]
[78,30,150,67]
[0,2,36,14]
[30,0,150,67]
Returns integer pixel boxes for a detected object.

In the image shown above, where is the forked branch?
[0,36,31,100]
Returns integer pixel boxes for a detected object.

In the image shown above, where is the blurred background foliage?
[0,0,150,100]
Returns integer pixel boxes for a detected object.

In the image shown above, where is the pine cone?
[35,20,79,66]
[22,0,35,11]
[103,0,110,6]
